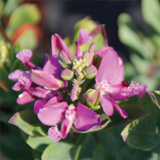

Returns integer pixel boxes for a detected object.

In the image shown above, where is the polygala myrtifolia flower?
[8,27,146,142]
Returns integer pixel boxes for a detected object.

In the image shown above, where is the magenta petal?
[61,118,72,139]
[37,102,68,126]
[8,70,24,82]
[17,91,36,104]
[110,98,128,119]
[95,47,114,57]
[30,69,64,90]
[100,95,114,116]
[95,48,119,84]
[34,100,47,114]
[74,43,83,59]
[44,96,63,107]
[77,29,92,45]
[16,49,35,69]
[74,103,101,130]
[51,34,70,60]
[43,55,62,79]
[18,71,32,90]
[29,87,55,99]
[111,57,124,85]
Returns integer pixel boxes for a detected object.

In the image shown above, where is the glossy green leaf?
[142,0,160,34]
[121,116,160,150]
[9,109,48,137]
[21,131,51,152]
[41,142,73,160]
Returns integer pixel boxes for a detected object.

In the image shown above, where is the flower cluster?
[8,28,146,142]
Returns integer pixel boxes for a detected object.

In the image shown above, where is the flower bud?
[84,64,97,79]
[83,89,99,107]
[61,69,74,81]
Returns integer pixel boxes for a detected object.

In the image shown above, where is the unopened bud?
[61,69,74,81]
[83,89,98,107]
[84,64,97,79]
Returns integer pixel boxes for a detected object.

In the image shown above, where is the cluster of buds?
[8,28,146,142]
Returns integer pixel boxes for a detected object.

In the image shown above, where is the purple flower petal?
[30,69,64,90]
[16,49,36,69]
[37,101,68,126]
[44,96,63,107]
[100,95,114,116]
[43,55,62,79]
[29,87,56,99]
[77,29,92,45]
[95,47,113,57]
[17,91,36,104]
[51,34,70,60]
[8,69,24,82]
[34,100,47,114]
[95,48,119,84]
[110,98,128,119]
[74,103,101,130]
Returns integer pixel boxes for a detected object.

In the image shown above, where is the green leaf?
[9,109,48,137]
[41,142,73,160]
[142,0,160,34]
[116,146,152,160]
[32,149,42,160]
[3,0,20,17]
[21,131,51,152]
[8,3,41,29]
[121,116,160,150]
[147,90,160,109]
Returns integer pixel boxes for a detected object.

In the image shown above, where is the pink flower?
[95,47,146,118]
[36,101,101,142]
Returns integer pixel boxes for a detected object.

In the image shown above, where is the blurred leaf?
[0,0,4,16]
[3,0,20,17]
[142,0,160,34]
[0,65,13,89]
[116,146,152,160]
[147,90,160,109]
[121,116,160,150]
[21,131,51,152]
[9,109,48,137]
[41,142,74,160]
[8,4,41,29]
[10,58,26,73]
[118,13,151,59]
[0,125,33,160]
[130,53,150,75]
[15,27,39,50]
